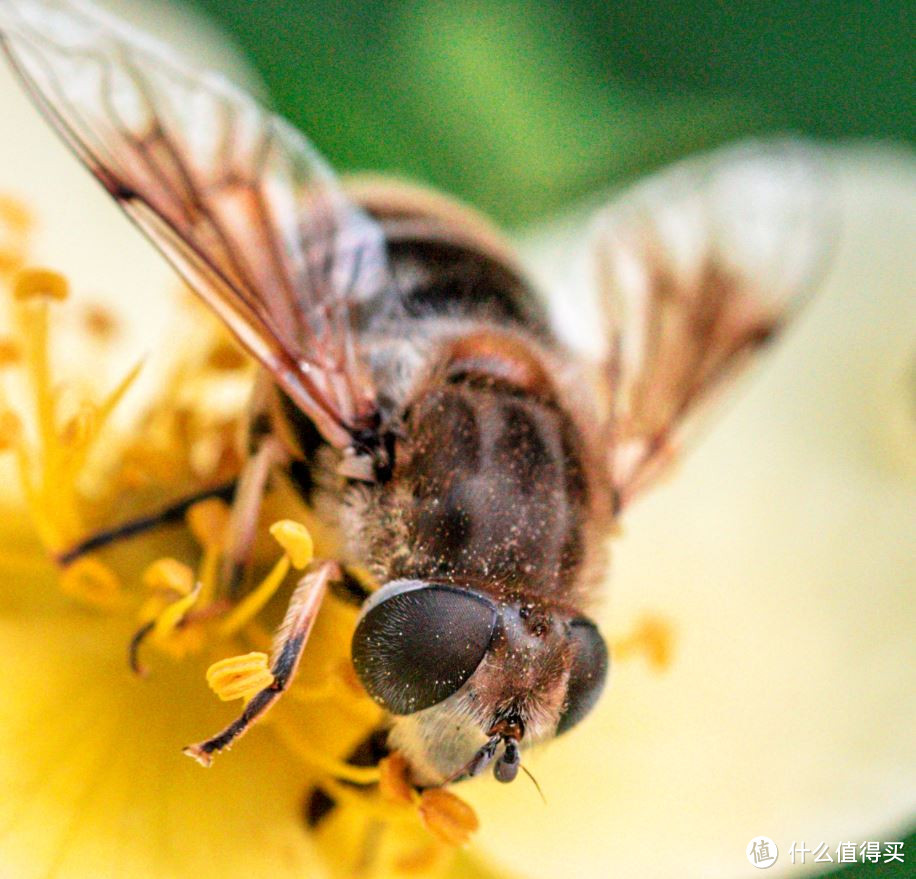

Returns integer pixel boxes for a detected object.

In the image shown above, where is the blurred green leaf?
[188,0,911,226]
[187,0,771,224]
[390,1,768,223]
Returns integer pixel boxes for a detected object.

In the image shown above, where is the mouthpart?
[449,729,523,784]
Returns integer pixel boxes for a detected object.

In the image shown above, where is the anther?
[269,519,314,570]
[206,652,275,702]
[12,267,68,301]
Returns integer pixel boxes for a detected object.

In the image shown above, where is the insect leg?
[221,432,289,595]
[54,480,238,566]
[183,560,339,766]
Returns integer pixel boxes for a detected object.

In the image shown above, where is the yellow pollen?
[0,409,23,451]
[206,340,248,371]
[378,752,417,807]
[12,267,69,301]
[269,518,314,570]
[417,789,479,847]
[59,557,122,609]
[393,844,447,875]
[0,194,31,233]
[0,337,21,367]
[0,195,31,274]
[206,652,275,702]
[142,557,195,596]
[186,497,231,550]
[613,614,676,671]
[60,403,96,449]
[82,304,119,340]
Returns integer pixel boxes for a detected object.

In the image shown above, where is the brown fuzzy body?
[276,181,613,616]
[266,183,614,784]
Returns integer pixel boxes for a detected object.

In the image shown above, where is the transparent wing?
[588,141,836,510]
[0,0,391,448]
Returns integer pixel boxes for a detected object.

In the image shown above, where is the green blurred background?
[183,2,913,875]
[188,0,913,228]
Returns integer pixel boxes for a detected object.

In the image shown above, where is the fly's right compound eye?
[556,616,609,735]
[351,580,498,715]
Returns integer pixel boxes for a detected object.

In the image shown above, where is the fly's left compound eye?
[351,580,498,715]
[556,617,609,735]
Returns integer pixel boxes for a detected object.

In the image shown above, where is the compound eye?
[556,617,609,735]
[351,580,498,715]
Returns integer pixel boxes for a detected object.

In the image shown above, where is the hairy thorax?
[352,321,610,611]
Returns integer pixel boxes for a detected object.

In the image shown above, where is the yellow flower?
[0,206,487,879]
[0,12,913,878]
[0,10,491,876]
[0,193,491,877]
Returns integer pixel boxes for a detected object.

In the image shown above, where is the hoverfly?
[0,0,831,788]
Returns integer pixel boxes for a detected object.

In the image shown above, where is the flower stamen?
[0,337,21,367]
[143,557,195,597]
[1,235,476,872]
[217,519,314,637]
[417,788,480,847]
[13,267,69,302]
[612,613,675,671]
[379,752,417,807]
[186,497,230,605]
[130,579,202,676]
[218,554,289,636]
[0,195,32,275]
[206,652,275,702]
[269,519,314,570]
[58,556,123,609]
[0,409,23,451]
[186,497,231,551]
[272,717,382,786]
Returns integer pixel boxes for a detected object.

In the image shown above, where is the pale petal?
[0,1,261,427]
[466,149,916,878]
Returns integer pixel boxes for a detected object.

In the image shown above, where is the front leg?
[184,559,341,766]
[221,421,289,595]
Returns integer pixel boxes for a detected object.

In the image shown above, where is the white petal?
[467,148,916,879]
[0,0,261,406]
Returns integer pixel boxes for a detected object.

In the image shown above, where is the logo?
[747,837,779,869]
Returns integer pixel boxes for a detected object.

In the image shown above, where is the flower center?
[0,193,486,877]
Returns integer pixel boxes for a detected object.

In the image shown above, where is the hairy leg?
[54,480,237,566]
[221,432,288,594]
[183,560,340,766]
